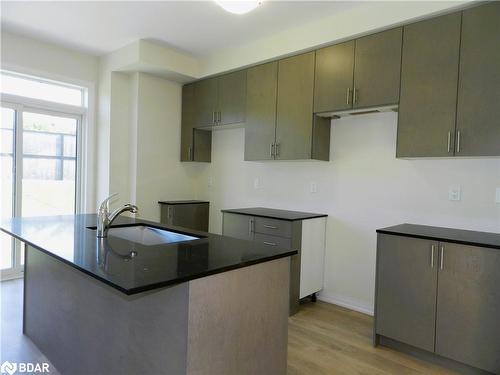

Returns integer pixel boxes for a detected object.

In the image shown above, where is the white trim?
[0,93,86,115]
[317,291,374,316]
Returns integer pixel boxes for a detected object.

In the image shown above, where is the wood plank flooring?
[287,301,458,375]
[2,279,457,375]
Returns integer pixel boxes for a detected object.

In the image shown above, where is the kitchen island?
[0,214,296,375]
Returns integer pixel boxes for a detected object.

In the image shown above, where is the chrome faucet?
[97,193,138,238]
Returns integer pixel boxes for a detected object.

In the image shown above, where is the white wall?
[133,73,206,221]
[196,113,500,314]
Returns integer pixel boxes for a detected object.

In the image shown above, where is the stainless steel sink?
[106,225,199,246]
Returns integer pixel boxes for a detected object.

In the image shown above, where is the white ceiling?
[0,1,361,57]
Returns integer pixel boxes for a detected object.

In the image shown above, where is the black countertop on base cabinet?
[377,223,500,250]
[221,207,327,221]
[0,214,296,295]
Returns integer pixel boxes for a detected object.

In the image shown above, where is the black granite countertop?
[377,224,500,250]
[158,200,209,205]
[221,207,327,221]
[0,214,296,295]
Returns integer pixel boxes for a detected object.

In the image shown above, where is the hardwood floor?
[2,279,457,375]
[287,301,458,375]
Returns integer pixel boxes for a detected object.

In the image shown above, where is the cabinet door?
[193,78,217,127]
[170,203,209,232]
[275,52,315,160]
[375,235,438,352]
[193,129,211,162]
[180,83,195,161]
[244,62,278,161]
[218,70,247,126]
[456,2,500,156]
[397,13,461,157]
[314,41,354,113]
[353,28,402,109]
[435,243,500,373]
[222,213,254,241]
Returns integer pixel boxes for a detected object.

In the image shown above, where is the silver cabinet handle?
[275,143,280,158]
[218,111,221,124]
[346,88,351,106]
[353,88,358,105]
[431,244,435,268]
[270,143,275,157]
[447,132,451,153]
[212,111,215,124]
[440,246,444,270]
[248,218,254,236]
[456,131,461,153]
[263,224,278,229]
[263,241,277,246]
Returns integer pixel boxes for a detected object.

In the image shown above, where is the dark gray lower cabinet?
[435,243,500,374]
[376,233,500,373]
[159,201,209,232]
[376,235,438,352]
[221,213,254,241]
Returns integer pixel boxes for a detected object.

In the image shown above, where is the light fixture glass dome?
[215,1,263,15]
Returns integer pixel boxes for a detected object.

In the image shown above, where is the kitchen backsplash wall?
[195,112,500,314]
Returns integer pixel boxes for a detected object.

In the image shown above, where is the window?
[1,71,84,106]
[0,71,87,279]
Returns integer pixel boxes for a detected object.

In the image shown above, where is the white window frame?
[0,70,90,280]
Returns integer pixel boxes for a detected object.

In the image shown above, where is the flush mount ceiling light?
[215,0,263,15]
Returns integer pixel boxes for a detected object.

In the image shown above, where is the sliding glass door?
[0,104,80,279]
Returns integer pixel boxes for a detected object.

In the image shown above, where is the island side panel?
[186,257,290,375]
[24,245,189,375]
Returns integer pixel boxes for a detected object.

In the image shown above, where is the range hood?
[316,104,398,119]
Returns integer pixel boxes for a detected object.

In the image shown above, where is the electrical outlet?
[310,182,317,193]
[448,186,461,201]
[253,178,260,189]
[496,188,500,203]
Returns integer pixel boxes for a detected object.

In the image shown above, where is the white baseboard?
[317,292,374,316]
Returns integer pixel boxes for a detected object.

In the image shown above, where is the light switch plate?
[253,178,260,189]
[496,188,500,203]
[448,186,461,201]
[310,182,317,193]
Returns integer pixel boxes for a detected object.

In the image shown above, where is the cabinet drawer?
[254,217,292,238]
[254,233,291,250]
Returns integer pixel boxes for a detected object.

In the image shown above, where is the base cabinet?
[222,212,326,314]
[159,201,209,232]
[375,235,438,352]
[376,233,500,374]
[435,243,500,374]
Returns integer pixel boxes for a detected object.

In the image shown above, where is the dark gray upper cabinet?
[435,243,500,374]
[217,70,247,126]
[276,52,330,161]
[193,77,218,127]
[180,83,195,162]
[397,13,461,158]
[455,2,500,157]
[244,61,278,161]
[181,84,211,162]
[375,234,438,352]
[314,28,402,114]
[353,28,402,109]
[314,41,355,113]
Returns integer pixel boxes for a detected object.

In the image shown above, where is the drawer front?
[254,233,291,250]
[254,217,292,238]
